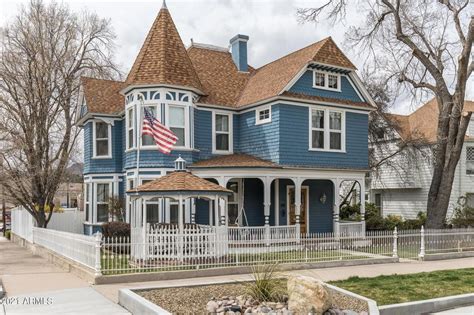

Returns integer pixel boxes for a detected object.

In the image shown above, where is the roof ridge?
[255,37,330,72]
[188,42,229,53]
[81,76,124,84]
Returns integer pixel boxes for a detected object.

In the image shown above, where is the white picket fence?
[10,207,34,242]
[33,227,99,271]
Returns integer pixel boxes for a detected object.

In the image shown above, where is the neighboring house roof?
[190,154,280,168]
[130,171,232,193]
[385,98,474,143]
[81,77,125,115]
[125,6,204,93]
[81,6,370,114]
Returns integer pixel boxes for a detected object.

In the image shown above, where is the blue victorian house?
[78,3,375,237]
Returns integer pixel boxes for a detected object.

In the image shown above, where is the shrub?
[102,221,130,238]
[450,204,474,228]
[340,203,361,221]
[364,202,426,230]
[5,230,11,240]
[246,264,285,302]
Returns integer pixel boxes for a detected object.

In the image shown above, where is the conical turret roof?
[126,6,204,93]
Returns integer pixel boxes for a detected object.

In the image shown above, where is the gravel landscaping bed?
[137,282,252,314]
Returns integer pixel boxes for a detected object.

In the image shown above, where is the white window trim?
[255,106,272,125]
[94,181,113,224]
[126,107,135,150]
[92,120,112,159]
[166,104,190,150]
[312,70,341,92]
[212,111,233,154]
[308,107,346,152]
[466,146,474,176]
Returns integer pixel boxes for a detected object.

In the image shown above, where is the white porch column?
[293,178,302,235]
[141,197,146,259]
[274,179,280,226]
[214,198,219,227]
[216,178,228,226]
[263,177,272,226]
[360,178,366,233]
[209,199,213,226]
[334,179,341,237]
[178,195,184,233]
[191,198,196,224]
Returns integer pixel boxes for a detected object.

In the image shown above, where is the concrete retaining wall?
[379,293,474,315]
[119,289,171,315]
[423,251,474,261]
[10,232,96,284]
[324,283,379,315]
[96,257,399,285]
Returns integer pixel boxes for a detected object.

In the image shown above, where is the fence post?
[418,226,425,260]
[392,227,398,258]
[94,232,102,277]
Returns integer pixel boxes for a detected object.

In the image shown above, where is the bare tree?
[0,0,119,227]
[298,0,473,228]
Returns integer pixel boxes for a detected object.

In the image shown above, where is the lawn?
[329,268,474,305]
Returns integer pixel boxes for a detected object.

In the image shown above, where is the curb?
[379,293,474,315]
[119,288,171,315]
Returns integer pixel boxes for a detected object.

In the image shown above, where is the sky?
[1,0,472,115]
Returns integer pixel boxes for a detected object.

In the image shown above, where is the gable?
[288,70,364,103]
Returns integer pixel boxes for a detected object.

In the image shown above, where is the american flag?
[142,107,178,154]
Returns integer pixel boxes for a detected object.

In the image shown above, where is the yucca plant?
[245,263,285,302]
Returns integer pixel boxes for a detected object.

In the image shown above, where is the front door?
[288,187,308,233]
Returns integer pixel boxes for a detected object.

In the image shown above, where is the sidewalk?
[0,237,130,315]
[94,257,474,303]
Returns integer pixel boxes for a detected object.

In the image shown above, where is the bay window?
[142,106,159,146]
[310,108,345,152]
[213,112,233,153]
[168,105,186,147]
[127,107,135,149]
[93,121,111,158]
[96,183,110,222]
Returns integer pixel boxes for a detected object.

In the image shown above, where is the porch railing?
[339,221,364,237]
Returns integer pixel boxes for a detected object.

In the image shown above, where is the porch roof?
[190,153,280,169]
[127,170,232,195]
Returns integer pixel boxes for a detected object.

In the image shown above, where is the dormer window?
[256,106,271,125]
[93,121,111,158]
[313,70,341,91]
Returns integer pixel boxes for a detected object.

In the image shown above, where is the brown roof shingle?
[190,154,280,168]
[386,98,474,143]
[81,77,125,114]
[125,7,204,93]
[236,37,357,107]
[131,171,231,193]
[187,46,252,107]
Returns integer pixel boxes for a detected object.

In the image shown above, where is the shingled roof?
[81,77,125,114]
[236,37,357,107]
[190,153,280,168]
[187,45,252,107]
[82,7,369,114]
[125,6,204,93]
[385,98,474,143]
[130,171,232,194]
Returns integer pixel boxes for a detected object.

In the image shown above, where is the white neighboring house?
[369,98,474,220]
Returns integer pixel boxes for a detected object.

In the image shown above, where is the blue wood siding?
[278,104,368,169]
[194,109,213,159]
[304,179,334,233]
[83,120,123,175]
[243,178,264,226]
[195,198,210,225]
[289,70,363,102]
[238,107,280,163]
